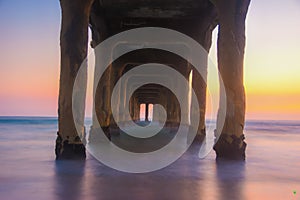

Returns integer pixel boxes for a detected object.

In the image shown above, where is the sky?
[0,0,299,120]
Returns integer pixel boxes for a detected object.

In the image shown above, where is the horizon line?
[0,115,299,122]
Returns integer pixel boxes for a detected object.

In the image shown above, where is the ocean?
[0,116,299,200]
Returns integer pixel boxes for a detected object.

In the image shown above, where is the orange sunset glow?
[0,0,299,121]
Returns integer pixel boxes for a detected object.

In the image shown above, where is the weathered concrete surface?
[212,0,251,160]
[56,0,94,159]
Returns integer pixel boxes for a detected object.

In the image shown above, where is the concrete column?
[56,0,94,159]
[133,98,140,121]
[189,9,217,138]
[89,9,112,140]
[212,0,250,160]
[129,95,134,121]
[107,66,121,130]
[166,95,173,126]
[92,64,112,139]
[145,103,149,122]
[113,70,123,124]
[123,78,131,123]
[152,94,166,124]
[117,76,126,123]
[192,71,207,136]
[180,68,190,125]
[152,104,159,122]
[166,93,178,127]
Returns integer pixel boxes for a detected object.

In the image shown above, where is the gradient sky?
[0,0,299,120]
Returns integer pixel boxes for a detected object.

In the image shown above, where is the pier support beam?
[89,8,112,141]
[56,0,94,159]
[145,103,149,122]
[187,6,218,138]
[213,0,250,160]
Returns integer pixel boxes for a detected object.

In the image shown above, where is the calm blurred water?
[0,116,299,200]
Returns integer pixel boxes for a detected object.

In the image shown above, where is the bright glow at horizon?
[0,0,299,120]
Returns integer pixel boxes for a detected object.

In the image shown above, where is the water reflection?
[54,160,86,200]
[215,160,245,200]
[51,149,246,200]
[1,117,299,199]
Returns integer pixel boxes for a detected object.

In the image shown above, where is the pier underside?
[56,0,250,161]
